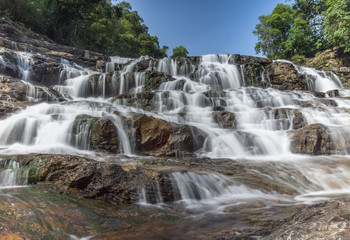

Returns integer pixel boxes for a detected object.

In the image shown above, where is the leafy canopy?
[0,0,168,58]
[324,0,350,52]
[171,46,189,59]
[254,0,329,59]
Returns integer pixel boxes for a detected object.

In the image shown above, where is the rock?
[113,91,154,111]
[243,63,270,88]
[89,72,119,97]
[132,115,204,156]
[136,58,153,71]
[262,198,350,240]
[239,55,272,65]
[72,115,119,153]
[292,110,306,130]
[312,91,326,98]
[0,19,108,68]
[0,51,19,78]
[90,118,119,153]
[212,111,236,129]
[290,124,335,155]
[144,71,174,91]
[30,54,62,85]
[267,62,306,90]
[326,89,340,97]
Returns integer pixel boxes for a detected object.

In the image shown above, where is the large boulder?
[132,115,204,156]
[72,115,119,153]
[290,123,335,155]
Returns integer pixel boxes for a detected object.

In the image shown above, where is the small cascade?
[277,59,343,92]
[157,57,194,76]
[138,179,164,205]
[117,56,151,95]
[55,60,94,98]
[105,56,134,72]
[138,171,280,210]
[17,52,32,82]
[0,159,34,188]
[193,54,242,90]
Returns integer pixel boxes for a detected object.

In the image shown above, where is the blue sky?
[126,0,285,57]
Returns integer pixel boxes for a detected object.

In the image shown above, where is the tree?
[254,1,329,59]
[324,0,350,51]
[0,0,167,58]
[253,4,296,59]
[171,46,189,59]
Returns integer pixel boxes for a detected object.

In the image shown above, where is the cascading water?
[1,51,350,206]
[0,159,33,189]
[138,171,285,211]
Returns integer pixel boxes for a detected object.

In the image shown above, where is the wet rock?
[144,71,175,91]
[267,62,306,90]
[312,91,326,98]
[0,51,19,78]
[319,98,338,107]
[262,198,350,240]
[239,55,272,65]
[72,115,119,153]
[136,58,153,72]
[132,115,204,156]
[326,89,340,97]
[292,110,306,130]
[88,72,119,98]
[290,123,335,155]
[90,118,119,153]
[30,54,62,85]
[114,91,154,111]
[243,63,270,88]
[212,111,236,129]
[0,19,108,69]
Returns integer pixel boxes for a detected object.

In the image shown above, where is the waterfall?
[276,59,343,92]
[1,53,350,159]
[138,171,283,210]
[0,159,34,188]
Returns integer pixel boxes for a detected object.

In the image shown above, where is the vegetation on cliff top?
[254,0,350,60]
[0,0,168,58]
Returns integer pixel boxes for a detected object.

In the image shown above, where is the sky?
[126,0,285,57]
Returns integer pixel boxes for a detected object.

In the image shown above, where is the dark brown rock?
[326,89,340,97]
[72,115,119,153]
[90,118,119,153]
[266,62,306,90]
[132,115,204,156]
[144,71,174,91]
[212,111,236,129]
[262,198,350,240]
[290,124,335,155]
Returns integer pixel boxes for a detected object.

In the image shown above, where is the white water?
[1,52,350,206]
[0,159,30,189]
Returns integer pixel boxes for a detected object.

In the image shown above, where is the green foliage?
[254,4,296,59]
[254,0,329,59]
[0,0,167,58]
[171,46,189,59]
[324,0,350,52]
